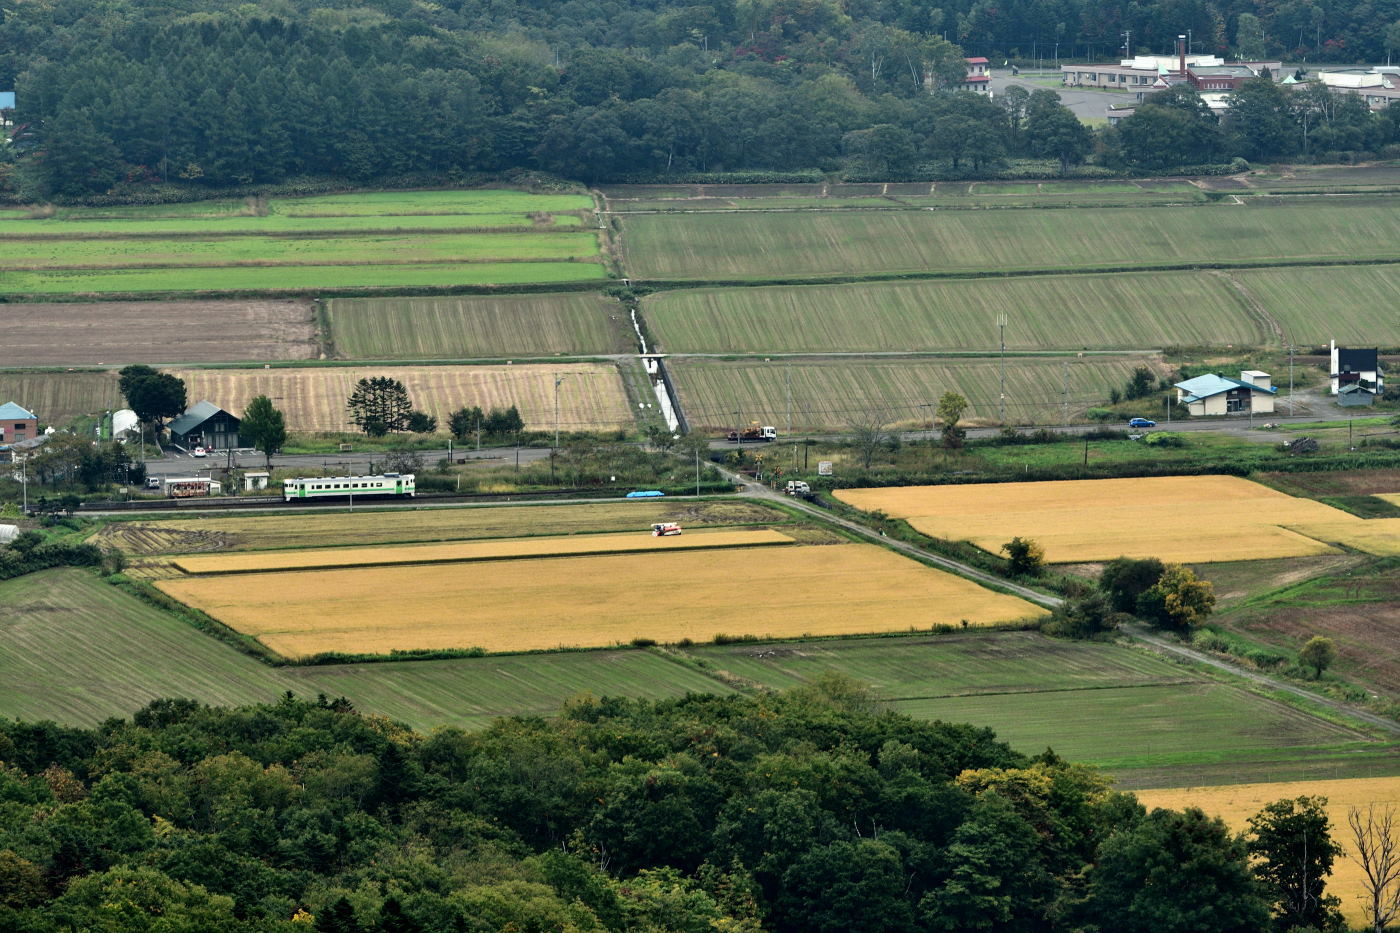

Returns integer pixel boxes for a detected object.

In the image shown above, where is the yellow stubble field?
[172,528,795,574]
[1136,777,1400,928]
[156,542,1047,657]
[168,363,631,432]
[836,476,1374,564]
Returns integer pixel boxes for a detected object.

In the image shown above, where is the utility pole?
[1062,363,1069,427]
[997,314,1007,424]
[1122,30,1131,58]
[1288,345,1295,417]
[20,455,27,515]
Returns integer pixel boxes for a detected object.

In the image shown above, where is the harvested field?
[0,370,121,425]
[1137,777,1400,929]
[0,299,316,366]
[835,475,1357,564]
[168,363,632,432]
[172,528,794,574]
[670,356,1166,431]
[93,500,783,555]
[1264,469,1400,498]
[620,202,1400,280]
[643,273,1263,353]
[328,293,632,359]
[155,543,1048,657]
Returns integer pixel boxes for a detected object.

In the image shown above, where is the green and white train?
[282,473,415,502]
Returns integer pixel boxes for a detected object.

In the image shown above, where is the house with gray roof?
[166,401,244,450]
[1174,370,1277,416]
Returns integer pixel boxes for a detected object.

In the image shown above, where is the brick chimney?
[1178,35,1187,75]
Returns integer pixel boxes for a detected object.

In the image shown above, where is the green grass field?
[4,573,1391,788]
[1235,265,1400,346]
[0,189,604,295]
[620,201,1400,280]
[2,231,599,269]
[670,356,1160,430]
[689,632,1397,788]
[1,261,607,294]
[644,272,1264,353]
[328,293,633,359]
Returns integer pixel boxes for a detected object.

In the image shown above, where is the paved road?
[987,69,1131,119]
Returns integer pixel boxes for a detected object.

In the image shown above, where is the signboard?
[818,461,833,476]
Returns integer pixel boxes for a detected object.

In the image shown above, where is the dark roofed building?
[167,401,244,450]
[1330,340,1383,395]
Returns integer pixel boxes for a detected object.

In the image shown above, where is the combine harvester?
[651,522,682,536]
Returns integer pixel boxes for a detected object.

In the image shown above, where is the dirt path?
[1207,269,1286,345]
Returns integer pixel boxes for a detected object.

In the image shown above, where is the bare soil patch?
[0,299,317,366]
[1262,469,1400,497]
[1240,603,1400,699]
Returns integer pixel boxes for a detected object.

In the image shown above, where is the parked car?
[145,477,162,490]
[192,446,207,457]
[1127,418,1157,428]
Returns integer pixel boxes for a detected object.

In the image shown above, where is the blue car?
[1127,417,1157,428]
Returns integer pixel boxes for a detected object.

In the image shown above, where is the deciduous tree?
[1298,635,1337,679]
[240,395,286,469]
[1248,795,1344,932]
[1349,803,1400,933]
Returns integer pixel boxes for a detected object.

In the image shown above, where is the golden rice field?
[156,543,1047,657]
[168,363,631,432]
[94,500,781,555]
[172,528,793,574]
[1136,777,1400,928]
[1285,519,1400,557]
[835,476,1378,564]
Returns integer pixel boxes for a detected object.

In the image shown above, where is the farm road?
[721,463,1400,736]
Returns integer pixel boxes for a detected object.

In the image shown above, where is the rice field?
[171,528,794,574]
[835,475,1363,564]
[1285,519,1400,557]
[0,189,605,295]
[670,356,1165,432]
[643,272,1264,353]
[1137,777,1400,929]
[620,202,1400,280]
[93,500,784,555]
[155,543,1048,657]
[327,293,632,359]
[167,363,632,432]
[0,569,731,729]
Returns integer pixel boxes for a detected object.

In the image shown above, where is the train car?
[283,473,415,502]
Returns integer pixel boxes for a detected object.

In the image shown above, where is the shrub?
[1002,537,1045,577]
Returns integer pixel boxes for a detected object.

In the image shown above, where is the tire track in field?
[1207,270,1286,345]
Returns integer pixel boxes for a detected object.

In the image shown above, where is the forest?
[0,682,1351,933]
[3,0,1400,198]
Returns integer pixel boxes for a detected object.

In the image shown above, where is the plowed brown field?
[0,300,316,366]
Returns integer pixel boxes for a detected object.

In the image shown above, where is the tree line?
[0,685,1393,932]
[5,0,1400,198]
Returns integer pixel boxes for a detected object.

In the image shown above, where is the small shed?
[243,471,271,491]
[167,401,244,450]
[1337,383,1376,407]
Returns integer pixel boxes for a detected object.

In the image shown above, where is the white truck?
[785,481,811,496]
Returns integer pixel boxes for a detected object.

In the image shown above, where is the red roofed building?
[961,57,991,93]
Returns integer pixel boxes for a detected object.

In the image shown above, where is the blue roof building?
[1174,370,1277,416]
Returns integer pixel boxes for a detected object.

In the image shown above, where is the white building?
[1174,370,1277,416]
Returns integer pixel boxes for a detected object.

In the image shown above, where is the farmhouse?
[1174,370,1277,416]
[0,402,38,446]
[1329,341,1383,398]
[167,400,245,450]
[961,57,991,93]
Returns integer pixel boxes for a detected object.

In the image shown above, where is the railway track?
[78,487,618,514]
